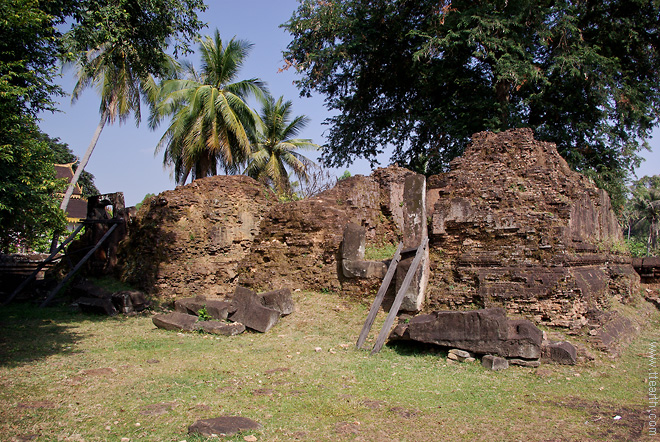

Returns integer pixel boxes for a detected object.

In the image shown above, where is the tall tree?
[0,0,69,251]
[151,30,268,184]
[59,43,168,212]
[283,0,660,210]
[0,0,205,249]
[246,95,318,195]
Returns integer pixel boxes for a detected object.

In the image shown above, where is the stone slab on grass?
[541,341,577,365]
[175,297,230,320]
[76,297,118,316]
[195,321,245,336]
[152,312,199,331]
[390,308,542,359]
[188,416,261,437]
[482,355,509,371]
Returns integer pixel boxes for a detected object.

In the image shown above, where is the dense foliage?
[151,30,268,184]
[283,0,660,210]
[246,95,319,195]
[0,120,67,253]
[0,0,205,251]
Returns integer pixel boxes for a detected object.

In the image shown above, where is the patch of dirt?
[388,406,418,419]
[361,399,385,410]
[251,388,275,396]
[139,402,175,416]
[550,397,647,441]
[335,421,360,435]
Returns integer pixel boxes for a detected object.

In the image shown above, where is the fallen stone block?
[390,308,542,359]
[111,292,134,314]
[175,296,230,320]
[76,297,117,316]
[229,286,280,333]
[482,355,509,371]
[152,312,199,331]
[260,288,294,316]
[508,358,541,368]
[124,290,149,311]
[448,348,475,362]
[541,341,577,365]
[195,321,245,336]
[188,416,262,437]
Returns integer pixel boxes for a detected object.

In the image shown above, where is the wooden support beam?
[3,223,85,306]
[371,237,428,355]
[356,242,403,349]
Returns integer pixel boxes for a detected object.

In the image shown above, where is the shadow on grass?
[386,340,448,358]
[0,302,106,368]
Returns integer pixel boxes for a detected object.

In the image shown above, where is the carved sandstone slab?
[391,308,542,359]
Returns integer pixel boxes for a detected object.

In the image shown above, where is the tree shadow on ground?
[0,303,104,368]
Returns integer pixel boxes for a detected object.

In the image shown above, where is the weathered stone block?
[508,358,541,368]
[76,297,118,316]
[152,312,199,331]
[229,286,280,333]
[260,288,295,316]
[195,321,245,336]
[541,341,577,365]
[390,308,542,359]
[482,355,509,371]
[175,297,230,320]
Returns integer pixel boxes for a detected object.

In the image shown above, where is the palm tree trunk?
[50,112,107,254]
[60,112,108,212]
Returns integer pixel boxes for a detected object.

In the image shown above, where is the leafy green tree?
[0,0,205,250]
[0,120,67,253]
[283,0,660,210]
[151,30,268,184]
[59,43,178,212]
[246,95,318,196]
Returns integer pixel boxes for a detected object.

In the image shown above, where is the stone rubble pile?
[151,287,294,335]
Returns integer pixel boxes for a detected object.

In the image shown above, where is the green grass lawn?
[1,291,658,441]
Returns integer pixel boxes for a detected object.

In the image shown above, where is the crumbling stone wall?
[426,128,639,328]
[236,168,417,296]
[118,175,275,302]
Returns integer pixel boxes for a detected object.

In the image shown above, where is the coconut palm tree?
[245,95,318,196]
[151,30,267,184]
[59,44,177,213]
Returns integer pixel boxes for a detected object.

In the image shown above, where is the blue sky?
[38,0,659,206]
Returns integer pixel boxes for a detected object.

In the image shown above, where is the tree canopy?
[152,30,268,184]
[283,0,660,209]
[0,0,205,251]
[246,95,319,196]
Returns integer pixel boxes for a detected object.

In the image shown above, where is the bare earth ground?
[1,288,659,442]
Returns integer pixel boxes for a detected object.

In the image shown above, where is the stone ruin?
[116,128,643,355]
